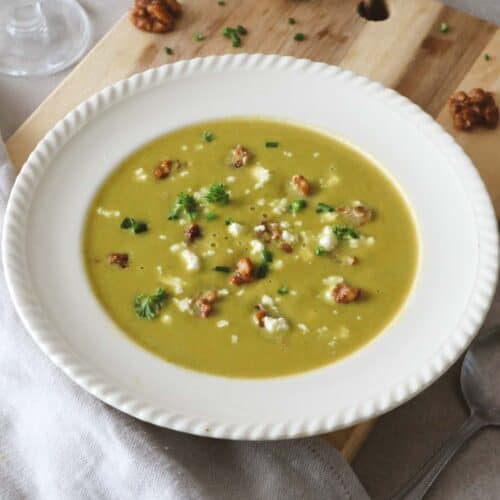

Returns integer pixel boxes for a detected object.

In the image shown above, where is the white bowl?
[3,54,498,440]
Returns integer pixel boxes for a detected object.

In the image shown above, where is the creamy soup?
[83,119,418,377]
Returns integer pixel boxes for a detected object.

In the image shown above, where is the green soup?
[84,119,418,377]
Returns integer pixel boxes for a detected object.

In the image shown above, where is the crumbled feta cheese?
[349,238,360,249]
[323,275,344,286]
[356,315,363,320]
[263,316,289,333]
[202,249,215,257]
[236,289,245,296]
[160,276,185,295]
[218,288,230,296]
[254,224,266,233]
[160,314,172,324]
[181,144,188,151]
[217,320,229,328]
[290,289,297,296]
[320,211,338,223]
[298,323,310,333]
[261,295,275,307]
[194,143,204,151]
[250,239,265,255]
[133,167,147,182]
[179,170,189,177]
[226,176,236,183]
[181,249,200,271]
[270,198,288,215]
[280,221,290,229]
[293,220,303,227]
[226,248,234,254]
[283,150,293,158]
[170,242,186,253]
[231,335,239,344]
[317,326,329,334]
[281,230,296,244]
[227,222,245,237]
[366,236,376,246]
[325,174,340,186]
[273,259,283,270]
[158,234,167,240]
[257,198,266,206]
[313,152,320,158]
[244,188,251,195]
[96,207,120,218]
[318,226,337,251]
[252,166,271,189]
[173,297,193,314]
[156,265,163,275]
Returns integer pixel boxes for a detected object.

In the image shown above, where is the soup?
[83,119,418,377]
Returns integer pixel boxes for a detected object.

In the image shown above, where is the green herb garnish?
[236,25,247,35]
[205,211,217,221]
[164,47,173,55]
[315,246,328,256]
[439,22,449,33]
[168,192,198,221]
[484,53,491,61]
[222,25,247,48]
[205,183,230,205]
[288,17,296,25]
[201,130,215,142]
[256,262,269,279]
[262,249,273,263]
[134,288,167,320]
[194,32,205,41]
[120,217,148,234]
[332,225,359,240]
[294,32,305,41]
[224,218,233,226]
[316,202,335,213]
[213,265,231,273]
[265,141,279,148]
[289,199,307,214]
[277,285,289,295]
[218,0,226,5]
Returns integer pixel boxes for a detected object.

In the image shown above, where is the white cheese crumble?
[366,236,376,246]
[96,207,120,218]
[217,320,229,328]
[263,316,289,333]
[236,289,245,296]
[179,170,189,177]
[156,265,163,275]
[254,224,266,233]
[318,226,337,252]
[323,275,344,286]
[313,152,320,158]
[218,288,230,296]
[293,220,303,227]
[133,167,147,182]
[173,297,193,314]
[252,166,271,189]
[250,239,265,255]
[202,249,215,257]
[280,221,290,229]
[298,323,310,334]
[325,174,340,186]
[283,150,293,158]
[181,144,188,151]
[160,314,172,324]
[158,234,167,240]
[180,249,200,271]
[160,276,185,295]
[281,230,296,244]
[257,198,266,206]
[226,248,234,254]
[170,242,186,253]
[320,211,338,223]
[270,198,288,215]
[194,143,204,151]
[227,222,245,237]
[273,259,284,270]
[290,289,297,296]
[226,176,236,183]
[244,188,251,195]
[231,334,239,344]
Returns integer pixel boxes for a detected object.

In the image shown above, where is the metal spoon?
[392,326,500,500]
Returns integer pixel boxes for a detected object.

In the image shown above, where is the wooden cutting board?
[6,0,499,461]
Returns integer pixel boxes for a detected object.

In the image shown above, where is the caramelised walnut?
[195,290,218,318]
[337,204,373,226]
[291,174,311,196]
[449,88,499,131]
[280,243,293,253]
[254,305,267,327]
[129,0,182,34]
[185,223,201,243]
[230,257,253,285]
[255,221,281,243]
[332,282,361,304]
[230,145,251,168]
[108,253,129,268]
[153,159,172,179]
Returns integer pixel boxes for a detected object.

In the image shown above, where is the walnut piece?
[230,145,251,168]
[230,257,253,285]
[129,0,182,34]
[195,290,218,318]
[449,88,499,131]
[108,253,129,268]
[337,204,373,226]
[291,175,311,196]
[185,223,201,243]
[254,305,267,327]
[154,159,172,179]
[332,282,361,304]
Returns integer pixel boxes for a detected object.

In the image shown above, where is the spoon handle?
[391,412,485,500]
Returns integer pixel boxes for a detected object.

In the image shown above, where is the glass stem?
[7,0,46,37]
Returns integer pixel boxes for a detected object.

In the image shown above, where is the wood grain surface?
[6,0,499,459]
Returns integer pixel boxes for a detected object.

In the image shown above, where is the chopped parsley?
[213,265,231,273]
[168,193,198,221]
[262,249,273,263]
[194,32,205,42]
[205,211,217,221]
[288,17,296,25]
[236,25,247,35]
[294,32,305,42]
[222,25,247,48]
[256,262,269,279]
[289,199,307,214]
[277,285,289,295]
[315,246,328,256]
[439,22,450,33]
[316,202,335,213]
[205,183,230,205]
[120,217,148,234]
[164,47,173,55]
[218,0,225,4]
[265,141,279,148]
[134,288,167,320]
[224,218,233,225]
[201,130,215,142]
[332,225,359,240]
[484,53,491,61]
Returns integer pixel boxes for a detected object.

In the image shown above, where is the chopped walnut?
[230,145,251,168]
[337,204,373,226]
[280,243,293,253]
[185,223,201,243]
[129,0,182,34]
[230,257,253,285]
[195,290,218,318]
[449,88,499,131]
[291,175,311,196]
[154,159,172,179]
[255,221,281,243]
[107,253,129,268]
[332,282,361,304]
[254,305,267,327]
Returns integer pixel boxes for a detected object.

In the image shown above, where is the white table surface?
[2,1,500,499]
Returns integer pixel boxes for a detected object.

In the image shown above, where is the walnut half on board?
[129,0,182,34]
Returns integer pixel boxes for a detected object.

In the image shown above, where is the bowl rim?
[3,53,498,440]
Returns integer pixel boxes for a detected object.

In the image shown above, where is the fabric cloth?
[0,139,369,499]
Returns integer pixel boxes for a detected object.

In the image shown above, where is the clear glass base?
[0,0,91,77]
